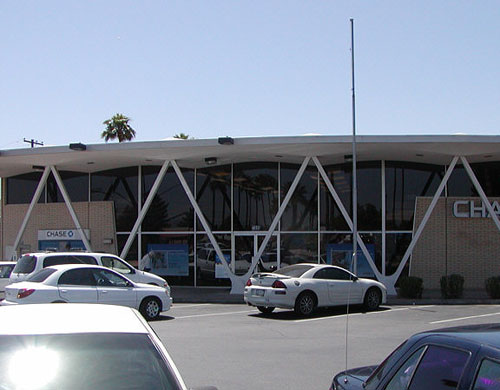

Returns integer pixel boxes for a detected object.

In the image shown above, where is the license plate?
[253,289,265,297]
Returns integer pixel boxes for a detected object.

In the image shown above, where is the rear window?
[27,268,57,283]
[12,256,37,274]
[43,255,97,268]
[273,264,314,277]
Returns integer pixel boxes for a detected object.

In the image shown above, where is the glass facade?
[5,159,500,287]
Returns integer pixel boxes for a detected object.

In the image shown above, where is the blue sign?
[326,243,375,278]
[141,244,189,276]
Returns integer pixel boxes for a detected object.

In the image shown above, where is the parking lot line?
[175,309,257,319]
[430,311,500,324]
[293,305,437,323]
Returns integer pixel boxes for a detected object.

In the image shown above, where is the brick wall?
[2,201,117,258]
[411,197,500,290]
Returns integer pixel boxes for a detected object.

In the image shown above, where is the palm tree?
[173,133,190,140]
[101,114,136,142]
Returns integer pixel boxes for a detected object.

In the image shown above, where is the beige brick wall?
[411,197,500,290]
[2,201,117,258]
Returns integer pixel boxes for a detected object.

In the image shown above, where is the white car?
[244,263,387,316]
[2,264,172,320]
[10,252,169,291]
[0,261,16,293]
[0,304,195,390]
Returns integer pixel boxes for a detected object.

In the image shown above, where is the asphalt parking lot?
[151,303,500,390]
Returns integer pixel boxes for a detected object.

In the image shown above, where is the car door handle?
[101,290,108,294]
[60,289,67,294]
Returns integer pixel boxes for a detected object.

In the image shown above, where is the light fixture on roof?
[416,153,424,157]
[69,142,87,151]
[218,137,234,145]
[32,165,45,171]
[344,154,353,162]
[205,157,217,165]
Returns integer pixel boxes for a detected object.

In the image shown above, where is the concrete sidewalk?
[170,286,500,305]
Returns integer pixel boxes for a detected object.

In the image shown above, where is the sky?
[1,1,500,149]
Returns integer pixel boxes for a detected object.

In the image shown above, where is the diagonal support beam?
[120,160,170,259]
[385,156,459,293]
[11,166,51,258]
[461,156,500,233]
[51,166,92,251]
[170,160,241,290]
[313,157,382,281]
[243,157,311,281]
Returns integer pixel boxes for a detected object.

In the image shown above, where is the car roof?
[0,304,149,335]
[21,252,103,257]
[45,264,110,271]
[416,323,500,348]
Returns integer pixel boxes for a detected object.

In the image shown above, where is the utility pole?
[23,138,44,148]
[350,18,358,275]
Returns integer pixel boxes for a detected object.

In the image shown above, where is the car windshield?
[0,333,183,390]
[12,256,36,274]
[27,268,57,283]
[364,339,409,390]
[273,264,314,277]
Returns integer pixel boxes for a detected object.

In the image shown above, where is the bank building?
[1,135,500,296]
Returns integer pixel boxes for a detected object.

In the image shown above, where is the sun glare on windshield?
[8,347,59,389]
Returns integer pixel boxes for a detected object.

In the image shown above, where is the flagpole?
[350,18,358,275]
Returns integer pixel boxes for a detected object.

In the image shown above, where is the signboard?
[326,243,375,278]
[215,253,231,279]
[141,244,189,276]
[453,200,500,218]
[38,229,90,252]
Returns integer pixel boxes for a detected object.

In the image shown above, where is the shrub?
[440,274,464,299]
[398,276,423,299]
[485,276,500,299]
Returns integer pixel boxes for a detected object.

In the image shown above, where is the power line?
[23,138,44,148]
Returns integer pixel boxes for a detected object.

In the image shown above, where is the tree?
[173,133,190,140]
[101,114,136,142]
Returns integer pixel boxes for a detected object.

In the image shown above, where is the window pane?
[142,166,194,232]
[386,233,411,277]
[408,345,469,390]
[474,358,500,390]
[320,162,381,231]
[196,235,231,287]
[280,233,317,266]
[233,162,278,231]
[141,234,194,286]
[91,167,138,232]
[47,171,89,203]
[196,166,231,231]
[386,162,445,230]
[449,162,500,197]
[6,172,44,204]
[386,347,426,390]
[281,164,318,231]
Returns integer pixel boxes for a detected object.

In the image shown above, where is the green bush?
[485,276,500,299]
[440,274,464,299]
[398,276,423,299]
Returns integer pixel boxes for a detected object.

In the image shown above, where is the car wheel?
[364,288,381,311]
[257,306,275,314]
[294,292,316,316]
[140,297,162,320]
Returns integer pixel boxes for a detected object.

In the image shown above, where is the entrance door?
[234,234,278,276]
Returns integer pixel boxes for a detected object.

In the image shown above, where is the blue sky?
[1,1,499,149]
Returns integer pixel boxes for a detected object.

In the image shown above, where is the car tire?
[364,288,382,311]
[294,292,316,316]
[140,297,162,320]
[257,306,275,314]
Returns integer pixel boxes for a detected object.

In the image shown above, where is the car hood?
[332,366,377,390]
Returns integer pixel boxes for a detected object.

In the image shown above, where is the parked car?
[2,264,172,320]
[0,261,16,292]
[331,323,500,390]
[244,263,387,316]
[0,303,215,390]
[10,252,168,290]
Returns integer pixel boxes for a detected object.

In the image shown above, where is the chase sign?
[453,200,500,218]
[38,229,90,240]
